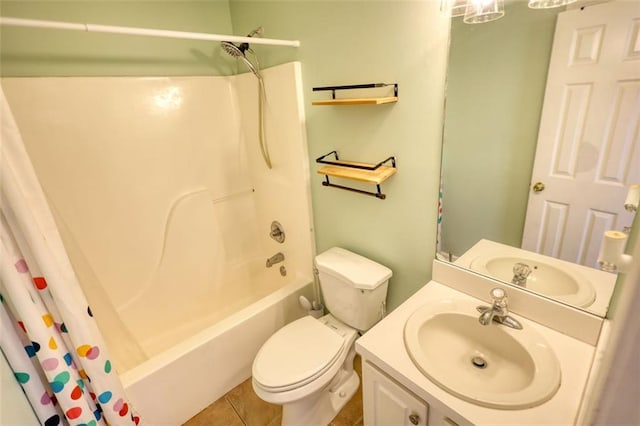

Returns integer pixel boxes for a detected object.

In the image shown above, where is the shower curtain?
[0,88,139,426]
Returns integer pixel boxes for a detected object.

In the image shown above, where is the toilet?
[252,247,392,426]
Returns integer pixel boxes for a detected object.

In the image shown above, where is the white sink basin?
[404,299,561,409]
[469,253,596,308]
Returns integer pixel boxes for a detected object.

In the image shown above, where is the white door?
[522,0,640,267]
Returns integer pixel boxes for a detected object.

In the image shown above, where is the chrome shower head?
[220,40,244,57]
[220,40,261,79]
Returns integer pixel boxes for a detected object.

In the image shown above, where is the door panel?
[522,1,640,268]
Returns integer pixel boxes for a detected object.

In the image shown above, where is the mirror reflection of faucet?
[511,262,531,287]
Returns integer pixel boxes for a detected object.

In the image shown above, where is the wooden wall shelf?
[316,151,396,199]
[312,83,398,106]
[312,97,398,106]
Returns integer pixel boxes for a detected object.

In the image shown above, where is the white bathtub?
[3,62,315,425]
[120,278,314,425]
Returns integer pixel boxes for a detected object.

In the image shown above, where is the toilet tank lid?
[315,247,392,290]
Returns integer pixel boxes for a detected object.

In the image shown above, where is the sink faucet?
[477,288,523,330]
[266,252,285,268]
[511,262,532,287]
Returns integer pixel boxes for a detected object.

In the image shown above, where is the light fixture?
[464,0,505,24]
[528,0,577,9]
[441,0,468,17]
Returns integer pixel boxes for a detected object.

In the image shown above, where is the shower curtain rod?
[0,17,301,47]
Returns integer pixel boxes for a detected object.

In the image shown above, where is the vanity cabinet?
[363,361,462,426]
[357,280,599,426]
[363,361,428,426]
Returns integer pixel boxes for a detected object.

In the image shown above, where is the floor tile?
[185,355,364,426]
[225,377,282,426]
[182,397,244,426]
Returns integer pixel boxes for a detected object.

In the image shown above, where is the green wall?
[230,1,450,310]
[0,1,450,311]
[440,2,560,257]
[0,1,235,76]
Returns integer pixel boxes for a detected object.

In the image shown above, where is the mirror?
[438,1,639,317]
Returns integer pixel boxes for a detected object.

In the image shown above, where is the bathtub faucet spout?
[266,252,285,268]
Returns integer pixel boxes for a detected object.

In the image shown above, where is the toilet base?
[281,369,359,426]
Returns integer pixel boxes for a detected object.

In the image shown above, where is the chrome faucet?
[511,262,531,287]
[266,252,285,268]
[477,288,523,330]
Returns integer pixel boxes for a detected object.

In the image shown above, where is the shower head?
[220,40,246,58]
[221,40,262,79]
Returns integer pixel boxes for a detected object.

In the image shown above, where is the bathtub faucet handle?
[270,221,285,243]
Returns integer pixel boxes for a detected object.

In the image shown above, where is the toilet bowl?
[252,247,391,426]
[252,315,359,425]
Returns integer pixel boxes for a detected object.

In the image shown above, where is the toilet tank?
[315,247,392,331]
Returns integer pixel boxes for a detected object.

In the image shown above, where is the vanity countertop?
[356,281,596,425]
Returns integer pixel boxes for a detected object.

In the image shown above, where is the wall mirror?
[438,0,639,317]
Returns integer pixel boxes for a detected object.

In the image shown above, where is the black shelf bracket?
[321,178,387,199]
[316,151,396,170]
[312,83,398,100]
[316,151,396,200]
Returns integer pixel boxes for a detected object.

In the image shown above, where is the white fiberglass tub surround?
[2,62,314,424]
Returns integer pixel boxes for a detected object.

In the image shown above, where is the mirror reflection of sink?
[469,253,596,308]
[404,299,561,410]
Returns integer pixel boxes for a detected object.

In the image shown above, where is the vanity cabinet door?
[363,361,429,426]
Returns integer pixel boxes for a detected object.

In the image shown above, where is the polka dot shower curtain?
[0,88,139,426]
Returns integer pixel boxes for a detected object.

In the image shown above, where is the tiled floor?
[183,355,364,426]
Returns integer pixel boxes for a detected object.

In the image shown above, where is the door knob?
[532,182,545,193]
[409,413,420,425]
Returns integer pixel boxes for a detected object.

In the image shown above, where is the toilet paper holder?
[598,230,633,273]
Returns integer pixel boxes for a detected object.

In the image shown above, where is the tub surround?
[356,281,596,425]
[2,61,315,425]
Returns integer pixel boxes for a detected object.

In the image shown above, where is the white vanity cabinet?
[357,280,599,426]
[362,361,428,426]
[363,361,462,426]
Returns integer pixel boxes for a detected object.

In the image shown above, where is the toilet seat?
[253,316,347,393]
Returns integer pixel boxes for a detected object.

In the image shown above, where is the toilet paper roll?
[624,184,640,212]
[598,230,628,265]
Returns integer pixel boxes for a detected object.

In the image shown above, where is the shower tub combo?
[2,61,315,424]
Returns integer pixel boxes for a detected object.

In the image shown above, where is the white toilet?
[252,247,392,426]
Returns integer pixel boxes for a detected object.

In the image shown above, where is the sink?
[403,299,561,409]
[469,253,596,308]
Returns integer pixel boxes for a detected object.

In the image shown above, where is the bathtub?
[3,62,315,425]
[120,277,314,425]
